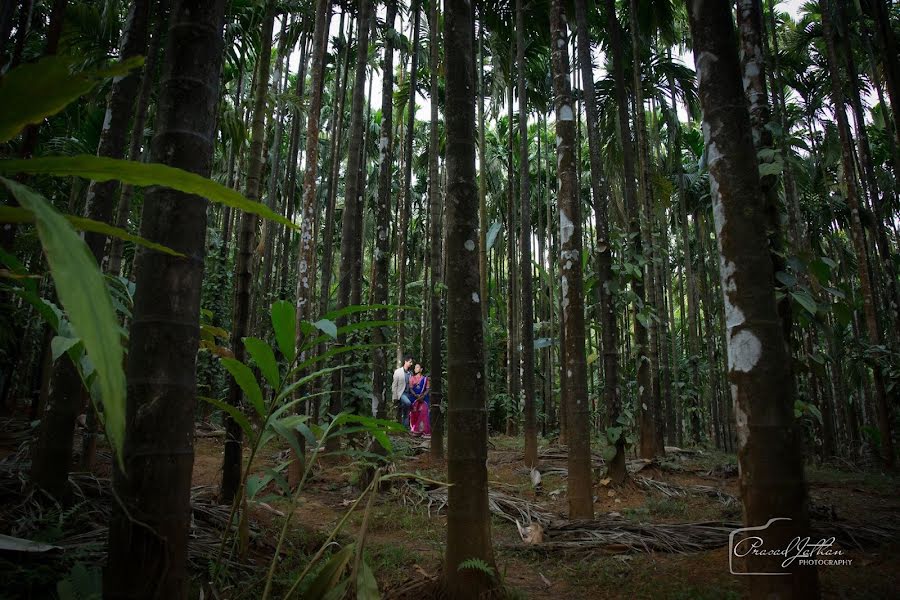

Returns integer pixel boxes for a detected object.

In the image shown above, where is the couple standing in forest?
[390,356,432,436]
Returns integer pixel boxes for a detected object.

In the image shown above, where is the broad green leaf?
[313,318,337,339]
[533,337,554,350]
[220,357,265,418]
[270,420,306,464]
[321,579,351,600]
[485,221,502,250]
[758,160,783,178]
[199,396,255,443]
[0,155,297,230]
[606,426,623,444]
[320,303,413,323]
[270,299,297,361]
[51,336,81,361]
[790,290,817,316]
[0,177,126,468]
[0,56,144,142]
[0,206,183,256]
[808,259,831,285]
[305,543,355,600]
[11,288,61,331]
[243,337,279,389]
[356,559,380,600]
[331,414,396,453]
[774,270,796,288]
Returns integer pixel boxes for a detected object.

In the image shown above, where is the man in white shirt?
[391,355,414,427]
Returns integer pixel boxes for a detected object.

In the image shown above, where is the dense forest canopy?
[0,0,898,598]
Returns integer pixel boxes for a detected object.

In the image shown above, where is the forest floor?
[2,418,900,599]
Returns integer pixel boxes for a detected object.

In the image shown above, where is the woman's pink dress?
[409,375,431,435]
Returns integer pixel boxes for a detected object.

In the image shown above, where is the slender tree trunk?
[551,0,592,519]
[737,0,792,341]
[397,0,421,361]
[330,0,372,435]
[109,1,168,277]
[820,0,894,469]
[83,0,150,263]
[689,1,819,593]
[371,0,396,426]
[477,14,488,327]
[864,0,900,150]
[505,47,519,437]
[427,0,444,458]
[627,0,659,458]
[259,16,292,306]
[516,0,536,466]
[604,0,643,479]
[220,11,275,504]
[443,0,498,592]
[574,0,619,469]
[104,1,226,597]
[289,0,331,487]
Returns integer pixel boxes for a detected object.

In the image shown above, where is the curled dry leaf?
[516,519,544,545]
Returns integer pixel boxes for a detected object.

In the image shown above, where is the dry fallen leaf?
[539,572,552,588]
[599,477,612,487]
[607,489,616,497]
[515,520,544,545]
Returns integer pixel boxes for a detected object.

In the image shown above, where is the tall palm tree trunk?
[551,0,592,520]
[333,0,372,427]
[220,10,275,504]
[105,1,226,596]
[604,0,644,480]
[289,0,331,487]
[427,0,444,458]
[627,0,660,458]
[372,0,396,424]
[688,1,819,593]
[443,0,497,593]
[397,0,421,362]
[819,0,894,468]
[574,0,619,468]
[109,0,168,277]
[516,0,536,466]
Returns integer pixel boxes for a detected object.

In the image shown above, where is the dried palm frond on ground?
[633,476,738,507]
[0,464,264,576]
[503,515,900,556]
[505,518,739,555]
[395,479,560,527]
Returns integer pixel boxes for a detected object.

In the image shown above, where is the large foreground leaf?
[0,177,125,468]
[0,56,143,142]
[0,155,296,230]
[0,206,182,256]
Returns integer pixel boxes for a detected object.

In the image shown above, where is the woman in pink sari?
[408,364,431,436]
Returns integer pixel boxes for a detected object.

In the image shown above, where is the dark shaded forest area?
[0,0,898,598]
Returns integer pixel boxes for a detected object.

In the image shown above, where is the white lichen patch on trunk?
[728,329,761,373]
[559,211,574,245]
[734,392,749,447]
[559,104,574,121]
[471,292,480,304]
[721,260,745,328]
[464,239,476,251]
[561,275,569,310]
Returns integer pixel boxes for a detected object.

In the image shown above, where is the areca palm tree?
[105,0,227,595]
